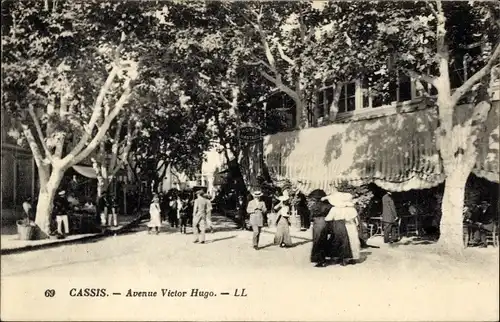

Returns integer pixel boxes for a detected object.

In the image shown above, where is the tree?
[372,0,500,254]
[91,110,139,197]
[226,1,325,129]
[173,2,277,193]
[1,1,187,236]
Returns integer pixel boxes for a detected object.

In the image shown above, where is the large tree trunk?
[438,168,469,255]
[34,168,64,238]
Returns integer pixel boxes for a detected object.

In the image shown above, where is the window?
[362,72,415,108]
[317,85,334,119]
[339,82,356,112]
[265,92,296,130]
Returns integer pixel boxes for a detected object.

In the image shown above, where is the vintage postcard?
[1,0,499,321]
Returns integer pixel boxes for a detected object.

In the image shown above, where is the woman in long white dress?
[148,194,162,235]
[274,192,293,248]
[323,192,361,264]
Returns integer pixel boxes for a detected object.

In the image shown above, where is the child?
[148,194,162,235]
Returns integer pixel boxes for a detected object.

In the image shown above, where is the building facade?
[1,110,37,223]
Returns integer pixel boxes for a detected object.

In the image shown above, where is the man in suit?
[192,190,210,244]
[246,190,267,250]
[470,201,495,248]
[382,191,399,243]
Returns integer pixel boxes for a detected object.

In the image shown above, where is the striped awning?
[263,101,499,194]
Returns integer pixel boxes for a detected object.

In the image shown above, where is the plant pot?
[16,220,37,241]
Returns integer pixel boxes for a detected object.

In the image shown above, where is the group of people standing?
[308,189,361,267]
[147,190,214,239]
[243,187,363,261]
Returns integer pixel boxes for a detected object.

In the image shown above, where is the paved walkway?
[1,214,141,254]
[1,220,497,321]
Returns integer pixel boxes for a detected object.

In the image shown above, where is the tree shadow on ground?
[288,239,312,248]
[206,235,237,243]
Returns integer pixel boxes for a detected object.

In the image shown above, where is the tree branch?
[109,117,125,172]
[274,39,296,66]
[64,82,133,168]
[451,43,500,104]
[260,70,300,102]
[21,124,45,167]
[69,34,127,159]
[28,105,53,162]
[402,68,437,86]
[426,0,439,19]
[54,133,66,159]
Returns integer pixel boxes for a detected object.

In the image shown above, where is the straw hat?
[252,190,263,197]
[277,190,290,202]
[322,192,354,207]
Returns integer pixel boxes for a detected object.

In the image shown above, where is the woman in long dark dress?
[308,189,332,267]
[323,193,354,266]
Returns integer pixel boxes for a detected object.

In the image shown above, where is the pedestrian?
[97,192,109,227]
[160,193,168,222]
[168,196,179,228]
[178,196,189,234]
[274,191,293,248]
[322,192,353,266]
[293,189,310,231]
[307,189,331,267]
[192,189,211,244]
[246,190,268,250]
[107,194,118,227]
[323,192,360,264]
[203,192,214,233]
[237,195,247,230]
[470,201,494,248]
[22,197,33,221]
[54,190,70,237]
[382,191,399,243]
[148,194,162,235]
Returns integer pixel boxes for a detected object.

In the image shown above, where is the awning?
[72,165,97,179]
[72,165,128,180]
[263,101,499,194]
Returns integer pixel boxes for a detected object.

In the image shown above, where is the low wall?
[1,208,24,226]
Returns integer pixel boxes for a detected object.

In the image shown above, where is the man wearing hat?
[382,191,399,244]
[53,190,70,237]
[192,189,211,244]
[246,190,268,250]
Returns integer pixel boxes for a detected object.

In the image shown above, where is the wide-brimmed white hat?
[277,190,290,202]
[252,190,263,197]
[322,192,354,207]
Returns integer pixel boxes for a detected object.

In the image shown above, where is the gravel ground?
[1,219,498,321]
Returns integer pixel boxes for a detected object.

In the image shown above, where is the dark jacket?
[308,200,331,219]
[97,196,108,214]
[53,196,70,216]
[382,194,398,223]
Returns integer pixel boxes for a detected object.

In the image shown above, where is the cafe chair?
[405,215,419,237]
[486,225,498,247]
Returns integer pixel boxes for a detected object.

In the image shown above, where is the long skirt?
[345,220,361,260]
[310,217,329,263]
[148,212,162,228]
[330,220,352,260]
[274,216,292,246]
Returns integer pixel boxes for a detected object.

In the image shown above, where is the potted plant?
[16,214,37,241]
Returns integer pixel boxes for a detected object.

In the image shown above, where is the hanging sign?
[238,125,263,143]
